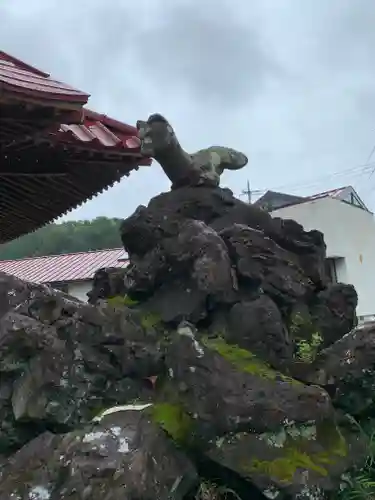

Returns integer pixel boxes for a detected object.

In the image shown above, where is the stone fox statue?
[137,113,248,189]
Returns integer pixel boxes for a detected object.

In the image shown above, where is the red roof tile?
[0,248,128,284]
[54,109,147,156]
[0,51,89,106]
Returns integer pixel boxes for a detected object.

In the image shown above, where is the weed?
[195,481,242,500]
[335,417,375,500]
[295,332,322,363]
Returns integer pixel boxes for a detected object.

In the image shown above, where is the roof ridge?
[0,50,49,77]
[0,247,125,263]
[309,185,350,197]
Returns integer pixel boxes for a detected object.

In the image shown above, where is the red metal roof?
[0,248,128,284]
[0,51,151,243]
[0,51,89,106]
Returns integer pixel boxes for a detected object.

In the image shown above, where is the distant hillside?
[0,217,123,260]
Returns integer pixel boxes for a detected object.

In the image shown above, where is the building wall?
[271,197,375,317]
[67,280,92,302]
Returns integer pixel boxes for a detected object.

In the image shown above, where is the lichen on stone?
[92,403,153,422]
[263,485,280,499]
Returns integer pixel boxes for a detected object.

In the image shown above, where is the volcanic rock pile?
[0,114,373,499]
[0,183,372,499]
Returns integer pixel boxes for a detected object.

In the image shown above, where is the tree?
[0,217,123,260]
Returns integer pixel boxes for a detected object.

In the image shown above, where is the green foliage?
[295,332,323,363]
[0,217,123,260]
[336,419,375,500]
[195,480,241,500]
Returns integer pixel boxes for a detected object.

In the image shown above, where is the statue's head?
[137,114,177,157]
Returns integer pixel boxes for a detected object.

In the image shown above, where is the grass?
[195,481,242,500]
[336,417,375,500]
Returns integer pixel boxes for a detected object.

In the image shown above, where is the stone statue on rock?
[137,113,248,189]
[0,105,370,500]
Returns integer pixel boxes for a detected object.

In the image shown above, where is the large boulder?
[219,224,314,313]
[0,275,160,454]
[163,329,333,438]
[120,186,327,287]
[298,324,375,416]
[205,420,363,500]
[0,407,197,499]
[209,295,293,370]
[121,219,237,322]
[309,283,358,348]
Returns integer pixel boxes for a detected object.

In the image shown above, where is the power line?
[240,180,264,203]
[240,180,252,204]
[365,144,375,165]
[248,163,374,199]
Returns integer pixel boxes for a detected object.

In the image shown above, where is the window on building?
[325,258,338,284]
[325,257,346,284]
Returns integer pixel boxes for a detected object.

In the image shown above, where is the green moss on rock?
[107,295,139,307]
[151,403,194,443]
[203,337,301,385]
[249,420,347,484]
[140,311,162,330]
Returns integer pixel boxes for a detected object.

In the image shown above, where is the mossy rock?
[140,311,162,330]
[150,403,195,444]
[202,336,302,386]
[107,295,139,308]
[206,419,353,498]
[249,420,347,482]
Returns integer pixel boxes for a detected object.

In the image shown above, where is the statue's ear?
[225,149,248,170]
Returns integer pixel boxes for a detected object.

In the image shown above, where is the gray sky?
[2,0,375,218]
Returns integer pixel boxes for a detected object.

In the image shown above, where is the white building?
[255,186,375,322]
[0,248,128,302]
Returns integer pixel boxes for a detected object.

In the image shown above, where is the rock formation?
[0,117,372,499]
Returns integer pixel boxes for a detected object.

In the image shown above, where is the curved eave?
[0,155,150,244]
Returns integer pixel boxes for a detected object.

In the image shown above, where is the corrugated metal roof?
[0,248,128,284]
[0,51,89,105]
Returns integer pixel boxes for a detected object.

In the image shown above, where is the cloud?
[132,0,281,107]
[1,0,375,217]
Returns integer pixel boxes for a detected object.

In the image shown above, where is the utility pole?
[241,180,252,204]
